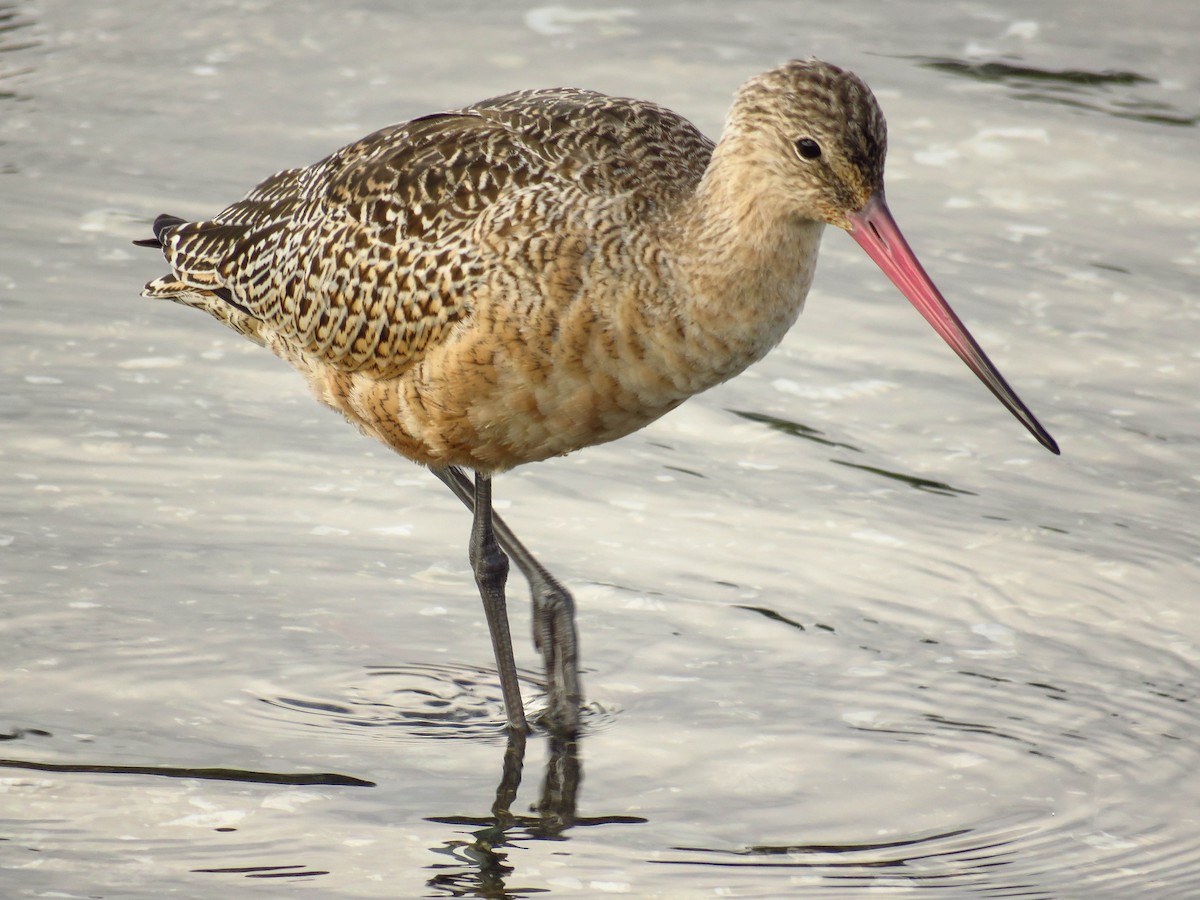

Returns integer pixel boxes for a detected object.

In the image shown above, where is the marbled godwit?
[136,59,1058,738]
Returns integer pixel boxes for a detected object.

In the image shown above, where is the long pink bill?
[847,192,1059,455]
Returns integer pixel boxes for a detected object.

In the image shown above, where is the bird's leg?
[432,466,582,736]
[465,470,529,735]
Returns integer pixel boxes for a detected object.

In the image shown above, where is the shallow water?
[3,1,1198,897]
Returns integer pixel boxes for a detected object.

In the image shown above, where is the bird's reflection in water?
[424,730,644,897]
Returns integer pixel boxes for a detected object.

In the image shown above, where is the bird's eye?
[794,137,822,160]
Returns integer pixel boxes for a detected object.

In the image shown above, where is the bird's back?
[144,88,715,380]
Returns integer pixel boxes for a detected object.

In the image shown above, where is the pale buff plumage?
[141,60,884,472]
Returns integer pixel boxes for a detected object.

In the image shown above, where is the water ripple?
[252,662,619,743]
[679,598,1200,897]
[662,801,1200,897]
[916,56,1199,127]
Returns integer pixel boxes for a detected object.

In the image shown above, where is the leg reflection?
[533,733,579,836]
[428,730,641,897]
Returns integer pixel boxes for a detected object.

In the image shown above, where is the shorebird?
[136,59,1058,738]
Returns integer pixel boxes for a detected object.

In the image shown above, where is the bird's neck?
[662,140,826,384]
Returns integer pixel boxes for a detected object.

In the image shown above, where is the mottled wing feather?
[469,89,714,202]
[148,88,714,378]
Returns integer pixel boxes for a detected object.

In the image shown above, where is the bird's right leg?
[464,470,529,735]
[432,466,582,737]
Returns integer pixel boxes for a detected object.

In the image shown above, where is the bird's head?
[723,58,1059,454]
[729,58,887,231]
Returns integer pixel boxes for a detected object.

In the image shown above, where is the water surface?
[2,1,1198,897]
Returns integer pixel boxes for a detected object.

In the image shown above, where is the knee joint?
[470,540,510,587]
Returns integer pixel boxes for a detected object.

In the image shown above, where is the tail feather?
[134,211,266,345]
[132,213,188,248]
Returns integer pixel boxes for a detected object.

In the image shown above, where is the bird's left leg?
[432,466,581,737]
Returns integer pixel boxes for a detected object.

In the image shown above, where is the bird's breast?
[278,204,823,473]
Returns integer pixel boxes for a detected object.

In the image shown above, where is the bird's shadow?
[423,729,647,898]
